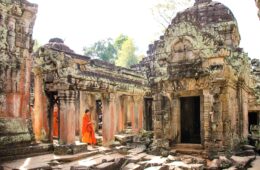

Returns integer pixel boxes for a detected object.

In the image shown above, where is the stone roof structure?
[43,38,74,54]
[174,0,236,27]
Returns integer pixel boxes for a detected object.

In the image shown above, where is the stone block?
[235,149,255,157]
[126,153,147,163]
[241,145,255,150]
[230,155,255,169]
[96,162,116,170]
[0,118,32,146]
[122,163,142,170]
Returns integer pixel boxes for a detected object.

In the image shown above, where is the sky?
[28,0,260,59]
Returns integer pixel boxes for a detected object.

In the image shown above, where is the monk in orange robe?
[82,109,96,145]
[53,106,59,138]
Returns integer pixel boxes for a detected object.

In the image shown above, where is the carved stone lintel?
[58,90,77,103]
[133,95,142,103]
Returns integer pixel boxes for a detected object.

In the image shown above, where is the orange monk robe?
[82,114,96,144]
[53,111,58,137]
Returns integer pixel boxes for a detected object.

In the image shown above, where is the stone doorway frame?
[172,90,204,146]
[180,96,201,144]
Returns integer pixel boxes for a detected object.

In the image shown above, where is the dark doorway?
[248,112,258,133]
[96,100,102,133]
[144,98,153,131]
[180,96,200,144]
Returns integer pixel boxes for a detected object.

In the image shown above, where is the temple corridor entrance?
[248,112,258,132]
[180,96,201,144]
[52,104,59,139]
[96,99,103,134]
[144,98,153,131]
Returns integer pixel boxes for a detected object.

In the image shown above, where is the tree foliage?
[83,34,139,68]
[114,34,129,51]
[83,38,117,63]
[115,39,139,68]
[151,0,193,29]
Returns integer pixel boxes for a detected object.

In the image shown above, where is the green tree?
[151,0,192,29]
[114,34,128,51]
[83,38,117,63]
[115,39,139,68]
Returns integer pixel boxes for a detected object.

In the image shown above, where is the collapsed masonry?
[0,0,260,159]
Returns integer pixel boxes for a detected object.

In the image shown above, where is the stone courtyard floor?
[0,145,259,170]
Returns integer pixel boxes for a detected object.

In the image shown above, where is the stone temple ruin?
[0,0,260,169]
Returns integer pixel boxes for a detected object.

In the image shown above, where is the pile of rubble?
[1,130,258,169]
[1,143,258,170]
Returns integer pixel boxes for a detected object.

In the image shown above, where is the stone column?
[172,95,180,143]
[202,90,212,148]
[133,96,144,131]
[102,93,116,145]
[117,95,125,132]
[241,89,249,138]
[58,90,77,145]
[33,69,45,141]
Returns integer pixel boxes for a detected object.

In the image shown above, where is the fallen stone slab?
[219,156,232,169]
[235,149,256,157]
[207,159,220,169]
[23,165,52,170]
[96,162,116,170]
[166,161,189,169]
[136,161,148,166]
[51,150,100,163]
[114,157,127,168]
[180,155,206,165]
[126,153,147,163]
[70,165,90,170]
[224,166,237,170]
[115,134,135,144]
[144,166,162,170]
[167,155,181,162]
[144,165,169,170]
[128,145,146,155]
[241,145,256,150]
[230,155,255,168]
[147,157,167,166]
[122,163,142,170]
[143,154,160,161]
[189,164,204,170]
[182,158,193,164]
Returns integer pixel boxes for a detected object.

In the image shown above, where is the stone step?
[0,143,53,162]
[173,144,203,150]
[0,151,52,163]
[171,148,206,156]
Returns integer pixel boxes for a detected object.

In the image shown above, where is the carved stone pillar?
[133,96,144,131]
[172,96,180,143]
[102,93,116,145]
[58,90,77,145]
[202,90,212,148]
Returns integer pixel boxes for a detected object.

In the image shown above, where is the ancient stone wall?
[0,0,37,147]
[32,39,148,145]
[137,0,257,156]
